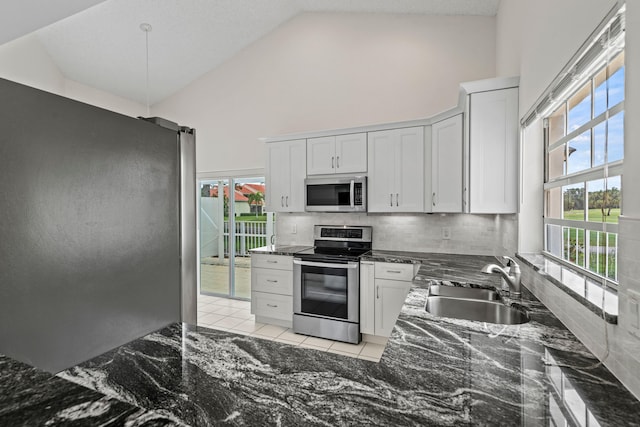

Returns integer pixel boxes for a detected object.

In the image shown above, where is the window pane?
[587,176,621,223]
[587,231,619,281]
[567,130,591,174]
[548,145,566,180]
[545,187,562,219]
[607,111,624,162]
[548,104,566,144]
[563,226,585,267]
[588,230,607,276]
[567,82,592,132]
[563,183,585,220]
[607,233,618,281]
[593,121,606,167]
[594,67,607,117]
[546,224,563,258]
[608,52,625,108]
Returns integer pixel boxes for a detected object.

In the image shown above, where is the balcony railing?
[223,220,269,256]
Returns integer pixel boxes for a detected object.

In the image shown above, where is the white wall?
[497,0,640,400]
[0,34,65,95]
[152,12,496,174]
[0,34,146,117]
[495,0,521,77]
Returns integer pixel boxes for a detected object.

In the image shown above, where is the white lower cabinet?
[360,261,414,337]
[250,254,293,328]
[252,292,293,323]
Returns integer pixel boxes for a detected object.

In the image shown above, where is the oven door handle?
[293,259,358,269]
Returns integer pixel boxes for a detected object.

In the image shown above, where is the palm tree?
[247,191,264,216]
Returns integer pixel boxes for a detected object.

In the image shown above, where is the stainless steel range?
[293,225,372,344]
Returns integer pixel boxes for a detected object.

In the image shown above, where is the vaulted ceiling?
[4,0,500,105]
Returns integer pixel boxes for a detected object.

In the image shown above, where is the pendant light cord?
[140,23,152,117]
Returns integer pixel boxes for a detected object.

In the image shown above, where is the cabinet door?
[266,142,289,212]
[396,127,424,212]
[307,136,335,175]
[468,88,518,213]
[359,261,375,335]
[286,139,307,212]
[367,130,397,213]
[335,133,367,174]
[374,279,411,337]
[431,115,463,213]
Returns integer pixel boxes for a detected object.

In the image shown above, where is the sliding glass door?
[199,176,273,300]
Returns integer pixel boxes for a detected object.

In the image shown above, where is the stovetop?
[295,246,371,263]
[295,225,372,262]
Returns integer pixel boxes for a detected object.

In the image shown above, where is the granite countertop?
[2,252,639,426]
[249,245,313,256]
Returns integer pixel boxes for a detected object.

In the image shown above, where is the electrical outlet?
[292,223,297,234]
[442,227,451,240]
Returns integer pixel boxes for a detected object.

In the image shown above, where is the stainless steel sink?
[425,296,529,325]
[428,285,500,301]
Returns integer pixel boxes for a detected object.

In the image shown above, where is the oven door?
[293,259,359,323]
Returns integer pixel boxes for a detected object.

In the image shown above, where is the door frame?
[196,169,265,300]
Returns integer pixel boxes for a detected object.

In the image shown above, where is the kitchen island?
[2,253,639,426]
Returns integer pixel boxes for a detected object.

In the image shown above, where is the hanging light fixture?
[140,22,152,117]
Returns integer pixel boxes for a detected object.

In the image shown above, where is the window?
[543,31,624,284]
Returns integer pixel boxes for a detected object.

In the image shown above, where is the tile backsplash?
[276,212,518,256]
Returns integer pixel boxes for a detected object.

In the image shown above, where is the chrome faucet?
[481,256,522,298]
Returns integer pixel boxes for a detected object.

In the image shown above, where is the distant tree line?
[563,187,621,216]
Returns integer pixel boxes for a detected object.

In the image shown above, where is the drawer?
[251,254,293,271]
[374,262,415,281]
[251,268,293,295]
[252,292,293,322]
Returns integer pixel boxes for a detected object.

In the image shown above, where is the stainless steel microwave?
[304,176,367,212]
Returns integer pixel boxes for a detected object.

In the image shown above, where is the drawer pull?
[267,260,278,264]
[267,279,278,283]
[267,303,279,308]
[387,270,403,273]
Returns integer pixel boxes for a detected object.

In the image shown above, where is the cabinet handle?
[376,285,380,299]
[266,279,278,283]
[396,193,399,206]
[433,192,436,207]
[332,156,335,169]
[336,156,340,168]
[390,193,393,207]
[285,196,289,207]
[267,260,278,264]
[281,196,284,207]
[267,303,278,308]
[387,270,402,274]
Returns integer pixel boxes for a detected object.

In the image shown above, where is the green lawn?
[563,208,620,222]
[562,226,617,280]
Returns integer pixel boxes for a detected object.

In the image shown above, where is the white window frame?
[519,4,626,289]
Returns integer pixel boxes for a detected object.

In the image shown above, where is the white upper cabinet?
[307,133,367,175]
[368,127,424,213]
[429,114,463,213]
[467,87,519,213]
[266,139,306,212]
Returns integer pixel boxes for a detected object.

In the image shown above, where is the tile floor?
[197,294,387,362]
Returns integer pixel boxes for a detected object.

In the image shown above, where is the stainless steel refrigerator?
[0,78,196,373]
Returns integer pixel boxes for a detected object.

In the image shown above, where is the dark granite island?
[2,253,639,426]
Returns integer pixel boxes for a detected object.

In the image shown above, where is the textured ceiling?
[33,0,500,106]
[0,0,107,45]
